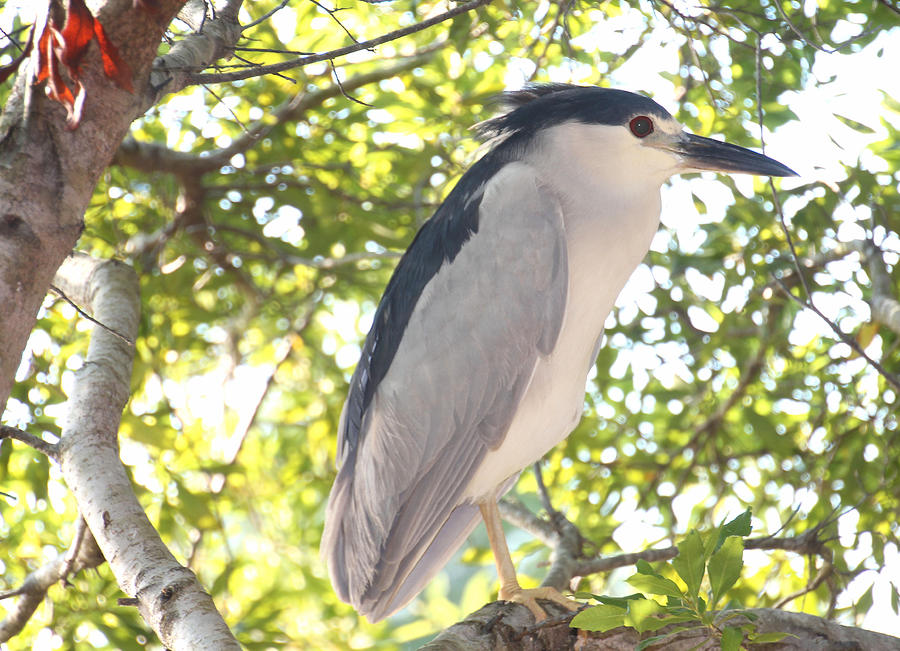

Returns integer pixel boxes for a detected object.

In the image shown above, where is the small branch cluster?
[499,481,839,604]
[0,519,103,642]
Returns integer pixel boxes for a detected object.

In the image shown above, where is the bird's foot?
[498,584,581,620]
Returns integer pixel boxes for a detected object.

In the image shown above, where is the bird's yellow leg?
[479,500,580,620]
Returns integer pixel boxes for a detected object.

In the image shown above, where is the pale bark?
[53,252,240,649]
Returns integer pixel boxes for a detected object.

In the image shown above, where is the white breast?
[462,122,669,501]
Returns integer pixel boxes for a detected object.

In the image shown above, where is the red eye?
[629,115,654,138]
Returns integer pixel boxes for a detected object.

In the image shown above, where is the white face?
[525,112,794,197]
[619,112,697,174]
[529,119,679,187]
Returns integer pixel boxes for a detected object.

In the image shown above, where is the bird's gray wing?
[322,161,568,621]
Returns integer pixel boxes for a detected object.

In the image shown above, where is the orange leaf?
[28,0,133,129]
[44,30,76,108]
[34,20,53,83]
[59,0,97,74]
[93,19,134,92]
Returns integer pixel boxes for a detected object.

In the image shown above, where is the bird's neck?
[525,124,665,331]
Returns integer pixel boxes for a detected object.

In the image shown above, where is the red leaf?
[93,19,134,92]
[35,20,53,83]
[44,30,76,108]
[59,0,96,75]
[0,27,34,84]
[27,0,133,129]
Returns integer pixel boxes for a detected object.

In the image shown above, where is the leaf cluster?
[571,511,788,650]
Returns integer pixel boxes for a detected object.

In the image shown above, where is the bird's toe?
[499,585,581,620]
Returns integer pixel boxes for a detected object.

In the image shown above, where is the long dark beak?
[678,132,797,177]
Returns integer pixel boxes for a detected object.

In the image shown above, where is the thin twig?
[772,0,879,52]
[329,59,373,107]
[754,35,898,391]
[0,586,28,601]
[771,0,827,52]
[525,0,575,81]
[231,53,297,83]
[190,0,493,84]
[653,0,757,51]
[233,46,315,54]
[310,0,364,46]
[0,24,30,51]
[202,84,250,133]
[0,517,103,639]
[242,0,291,30]
[773,277,900,391]
[60,517,90,585]
[533,462,559,518]
[49,285,135,346]
[774,561,833,609]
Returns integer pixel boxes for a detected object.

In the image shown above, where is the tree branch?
[114,51,435,175]
[148,0,244,100]
[420,603,900,650]
[0,425,58,460]
[52,252,241,649]
[189,0,494,84]
[773,276,900,391]
[499,498,837,590]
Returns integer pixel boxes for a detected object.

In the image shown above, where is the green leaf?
[856,585,874,615]
[716,509,752,550]
[578,593,646,609]
[708,536,744,608]
[636,559,658,575]
[672,530,706,600]
[627,573,685,599]
[625,598,663,633]
[833,113,876,134]
[721,626,743,651]
[570,604,627,632]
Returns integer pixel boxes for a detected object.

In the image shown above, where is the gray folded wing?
[322,161,568,621]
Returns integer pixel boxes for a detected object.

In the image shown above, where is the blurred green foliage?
[1,0,898,648]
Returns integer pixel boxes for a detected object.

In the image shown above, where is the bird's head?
[478,84,797,186]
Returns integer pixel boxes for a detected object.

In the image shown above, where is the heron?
[321,83,796,622]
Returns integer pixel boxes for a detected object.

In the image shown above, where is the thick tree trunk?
[0,0,184,412]
[0,3,245,645]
